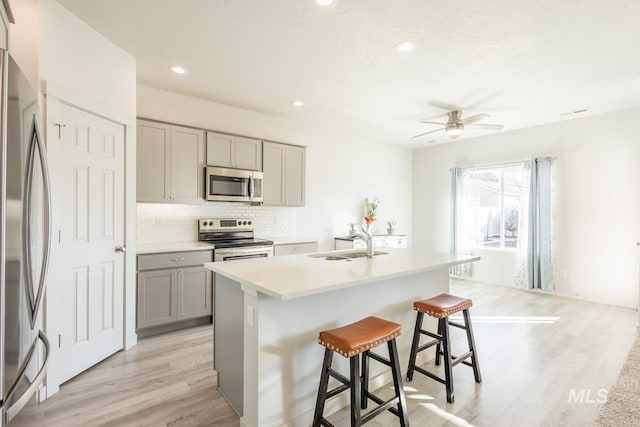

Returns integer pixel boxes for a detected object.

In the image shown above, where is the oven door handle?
[222,253,269,261]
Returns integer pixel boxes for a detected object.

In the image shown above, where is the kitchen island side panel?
[214,274,244,416]
[252,267,448,426]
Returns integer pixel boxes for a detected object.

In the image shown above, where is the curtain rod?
[450,156,558,171]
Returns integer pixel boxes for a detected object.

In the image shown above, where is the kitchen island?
[205,248,479,427]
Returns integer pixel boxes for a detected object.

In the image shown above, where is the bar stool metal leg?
[388,339,410,427]
[313,348,334,426]
[441,317,454,403]
[406,312,423,382]
[435,318,443,366]
[350,355,362,426]
[463,309,482,383]
[361,350,370,410]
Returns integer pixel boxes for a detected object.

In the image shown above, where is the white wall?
[137,85,413,251]
[413,108,640,308]
[39,0,136,118]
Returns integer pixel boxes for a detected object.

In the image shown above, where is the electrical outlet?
[247,304,255,328]
[560,270,567,279]
[154,216,161,225]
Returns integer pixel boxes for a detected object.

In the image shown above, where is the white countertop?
[137,241,214,255]
[205,248,479,300]
[266,236,318,245]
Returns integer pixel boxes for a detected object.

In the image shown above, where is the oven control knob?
[248,221,252,225]
[242,221,247,225]
[203,221,209,227]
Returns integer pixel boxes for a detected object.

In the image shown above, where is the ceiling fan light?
[446,123,464,138]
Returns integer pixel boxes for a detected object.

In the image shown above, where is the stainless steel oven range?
[198,218,273,261]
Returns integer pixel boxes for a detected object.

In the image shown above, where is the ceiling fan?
[412,110,504,140]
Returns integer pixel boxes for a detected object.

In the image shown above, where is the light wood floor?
[15,280,638,426]
[13,325,238,427]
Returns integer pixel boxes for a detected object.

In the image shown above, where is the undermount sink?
[309,251,388,261]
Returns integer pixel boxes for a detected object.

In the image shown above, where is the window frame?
[459,162,526,252]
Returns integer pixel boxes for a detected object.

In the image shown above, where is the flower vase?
[387,227,395,235]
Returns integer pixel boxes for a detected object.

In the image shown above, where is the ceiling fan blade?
[428,100,461,111]
[460,113,490,125]
[412,128,446,139]
[466,123,504,130]
[419,120,446,125]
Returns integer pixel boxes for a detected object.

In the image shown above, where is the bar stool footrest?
[450,351,473,368]
[412,365,446,385]
[317,418,336,427]
[417,338,439,353]
[362,395,401,424]
[448,320,466,329]
[366,351,391,367]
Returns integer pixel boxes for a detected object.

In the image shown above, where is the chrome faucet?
[353,230,374,258]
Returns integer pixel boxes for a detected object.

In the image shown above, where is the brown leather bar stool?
[406,293,481,404]
[313,316,410,427]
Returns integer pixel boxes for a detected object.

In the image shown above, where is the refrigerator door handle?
[2,330,51,424]
[21,113,52,329]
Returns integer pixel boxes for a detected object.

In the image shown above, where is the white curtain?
[450,168,472,277]
[515,157,556,291]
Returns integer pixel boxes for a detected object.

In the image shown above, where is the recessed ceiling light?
[395,40,416,53]
[316,0,333,6]
[169,65,188,75]
[291,100,305,107]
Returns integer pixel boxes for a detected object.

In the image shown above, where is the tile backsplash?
[137,203,296,244]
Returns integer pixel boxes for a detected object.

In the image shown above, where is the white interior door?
[47,99,125,385]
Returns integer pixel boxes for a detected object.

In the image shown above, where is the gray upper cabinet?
[263,142,306,206]
[137,119,204,204]
[206,131,262,171]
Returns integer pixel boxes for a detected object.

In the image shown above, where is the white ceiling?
[57,0,640,147]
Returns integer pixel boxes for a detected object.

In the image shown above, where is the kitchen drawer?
[274,242,318,256]
[385,236,408,248]
[137,250,212,271]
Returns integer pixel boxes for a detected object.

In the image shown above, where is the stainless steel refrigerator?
[0,49,51,425]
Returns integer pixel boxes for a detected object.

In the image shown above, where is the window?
[458,163,527,250]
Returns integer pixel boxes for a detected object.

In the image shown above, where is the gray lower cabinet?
[137,250,212,330]
[137,269,178,328]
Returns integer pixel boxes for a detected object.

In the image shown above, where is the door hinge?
[53,123,66,139]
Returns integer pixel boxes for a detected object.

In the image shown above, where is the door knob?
[115,245,126,253]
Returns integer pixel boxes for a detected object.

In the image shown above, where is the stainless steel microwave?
[205,166,263,203]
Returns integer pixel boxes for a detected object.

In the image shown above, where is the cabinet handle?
[170,257,185,262]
